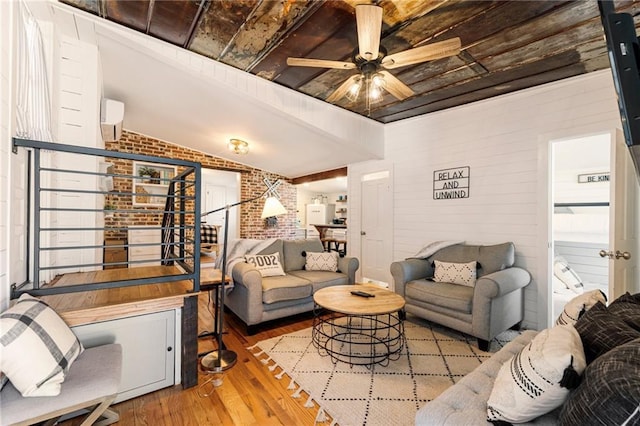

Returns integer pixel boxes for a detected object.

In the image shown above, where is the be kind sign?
[433,166,470,200]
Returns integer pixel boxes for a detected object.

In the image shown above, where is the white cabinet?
[72,309,177,403]
[128,226,161,267]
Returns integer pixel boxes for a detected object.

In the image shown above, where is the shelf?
[133,161,176,206]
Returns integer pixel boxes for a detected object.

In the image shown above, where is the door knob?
[599,249,612,258]
[361,231,366,236]
[615,250,631,260]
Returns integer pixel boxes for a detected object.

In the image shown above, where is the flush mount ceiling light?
[228,138,249,154]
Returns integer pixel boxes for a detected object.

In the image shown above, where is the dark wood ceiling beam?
[144,0,155,33]
[245,0,325,72]
[291,168,347,185]
[218,0,264,60]
[374,40,609,123]
[184,0,210,49]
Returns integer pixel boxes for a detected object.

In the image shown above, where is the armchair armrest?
[390,259,434,297]
[338,256,359,284]
[474,267,531,299]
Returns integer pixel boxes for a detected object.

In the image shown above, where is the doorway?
[201,169,240,243]
[550,134,610,319]
[360,171,392,287]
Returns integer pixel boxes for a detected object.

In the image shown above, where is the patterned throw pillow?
[433,260,477,287]
[487,325,586,423]
[0,294,84,396]
[574,301,640,363]
[553,256,584,294]
[244,252,286,277]
[559,338,640,425]
[305,251,338,272]
[555,289,607,326]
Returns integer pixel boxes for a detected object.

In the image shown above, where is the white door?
[608,130,640,297]
[203,183,226,228]
[360,174,392,286]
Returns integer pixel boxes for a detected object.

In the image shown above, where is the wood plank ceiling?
[61,0,639,124]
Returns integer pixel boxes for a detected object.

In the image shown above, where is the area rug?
[249,316,518,426]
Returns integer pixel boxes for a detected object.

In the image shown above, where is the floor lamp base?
[201,349,238,373]
[198,350,238,394]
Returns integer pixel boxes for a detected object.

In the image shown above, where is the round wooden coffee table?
[312,284,406,367]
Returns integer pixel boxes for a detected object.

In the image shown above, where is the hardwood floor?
[62,291,326,426]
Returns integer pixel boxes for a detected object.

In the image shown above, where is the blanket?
[214,238,279,288]
[408,240,464,260]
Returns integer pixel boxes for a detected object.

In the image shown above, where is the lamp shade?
[261,196,287,218]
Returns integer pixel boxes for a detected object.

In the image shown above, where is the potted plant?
[138,166,157,183]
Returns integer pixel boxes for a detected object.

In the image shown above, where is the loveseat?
[225,238,359,334]
[416,291,640,425]
[390,242,530,350]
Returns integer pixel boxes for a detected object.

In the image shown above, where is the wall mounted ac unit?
[100,98,124,142]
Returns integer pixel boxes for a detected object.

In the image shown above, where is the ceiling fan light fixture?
[346,77,363,102]
[371,72,385,88]
[228,138,249,155]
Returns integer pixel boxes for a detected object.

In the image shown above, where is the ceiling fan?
[286,4,461,106]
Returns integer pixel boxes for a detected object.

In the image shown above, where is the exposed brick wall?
[104,130,297,242]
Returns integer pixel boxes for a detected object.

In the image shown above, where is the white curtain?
[15,0,53,142]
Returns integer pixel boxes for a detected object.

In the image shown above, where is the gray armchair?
[390,242,530,350]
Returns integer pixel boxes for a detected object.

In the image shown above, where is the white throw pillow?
[433,260,477,287]
[305,251,338,272]
[553,256,584,294]
[0,294,84,396]
[486,325,587,423]
[244,252,286,277]
[555,289,607,326]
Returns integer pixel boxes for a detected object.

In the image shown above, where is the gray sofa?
[416,330,558,425]
[390,242,531,350]
[225,238,359,334]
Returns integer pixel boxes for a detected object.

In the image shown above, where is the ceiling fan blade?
[379,71,414,100]
[381,37,461,69]
[287,57,356,70]
[356,4,383,61]
[326,75,361,103]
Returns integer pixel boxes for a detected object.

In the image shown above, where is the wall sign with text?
[433,166,470,200]
[577,172,609,183]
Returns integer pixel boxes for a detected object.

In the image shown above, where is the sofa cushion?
[429,242,514,277]
[433,260,477,287]
[559,337,640,426]
[405,279,473,313]
[486,324,586,424]
[555,289,607,326]
[288,270,349,292]
[261,275,313,305]
[244,252,286,277]
[282,239,324,272]
[607,292,640,331]
[0,294,84,397]
[574,301,640,363]
[305,251,338,272]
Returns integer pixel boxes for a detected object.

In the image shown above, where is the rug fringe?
[287,378,296,390]
[291,386,303,398]
[275,369,286,380]
[251,349,265,358]
[314,407,328,424]
[261,356,271,365]
[304,395,314,408]
[268,362,278,372]
[246,344,258,351]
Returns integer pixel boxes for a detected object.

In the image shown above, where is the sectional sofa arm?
[390,259,433,297]
[231,262,263,291]
[338,256,360,284]
[474,267,531,299]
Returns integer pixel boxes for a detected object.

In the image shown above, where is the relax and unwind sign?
[433,166,470,200]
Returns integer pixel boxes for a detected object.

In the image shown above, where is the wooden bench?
[1,343,122,426]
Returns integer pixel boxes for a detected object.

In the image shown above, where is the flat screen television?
[598,0,640,176]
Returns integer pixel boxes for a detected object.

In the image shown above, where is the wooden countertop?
[41,266,198,327]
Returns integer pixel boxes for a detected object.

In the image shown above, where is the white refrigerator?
[306,204,335,239]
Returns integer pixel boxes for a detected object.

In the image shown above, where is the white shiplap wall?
[379,70,622,330]
[0,1,13,310]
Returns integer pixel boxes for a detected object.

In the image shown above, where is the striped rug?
[250,316,518,426]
